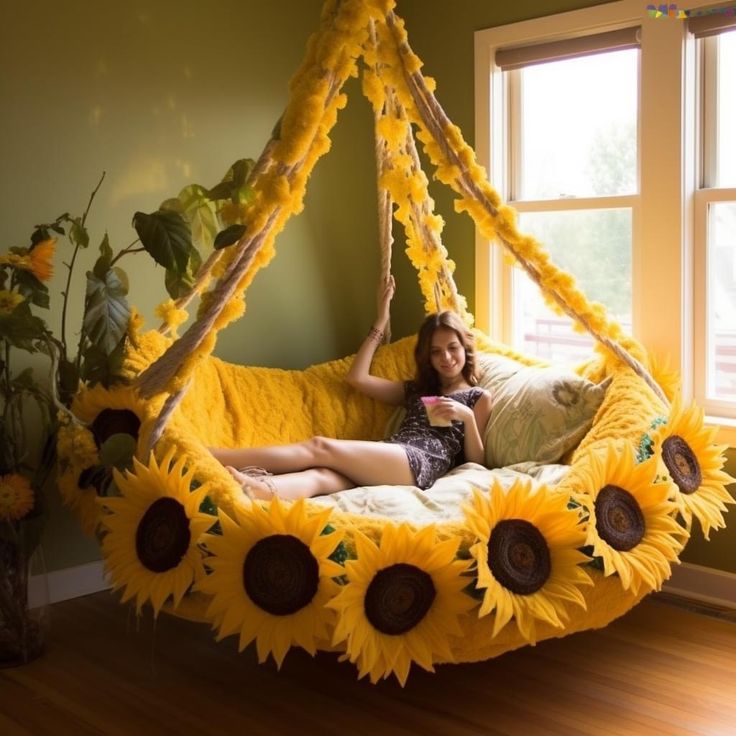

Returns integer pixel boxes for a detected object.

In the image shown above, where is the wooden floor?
[1,592,734,736]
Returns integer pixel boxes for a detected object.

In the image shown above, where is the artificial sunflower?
[70,384,150,450]
[99,447,214,615]
[573,441,684,595]
[198,497,344,669]
[464,478,591,644]
[649,398,735,539]
[28,237,56,282]
[328,523,474,686]
[0,473,34,522]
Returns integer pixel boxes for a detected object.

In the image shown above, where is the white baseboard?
[29,560,109,609]
[29,560,735,612]
[663,562,736,609]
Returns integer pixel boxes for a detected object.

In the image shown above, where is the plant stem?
[60,172,106,359]
[80,171,106,228]
[109,241,143,268]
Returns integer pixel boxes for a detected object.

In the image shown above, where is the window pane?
[512,209,632,364]
[707,202,736,401]
[518,50,638,200]
[716,32,736,187]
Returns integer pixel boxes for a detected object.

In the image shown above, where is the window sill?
[705,416,736,449]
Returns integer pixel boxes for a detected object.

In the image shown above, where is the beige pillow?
[478,354,609,468]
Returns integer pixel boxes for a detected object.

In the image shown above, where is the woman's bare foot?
[225,466,276,500]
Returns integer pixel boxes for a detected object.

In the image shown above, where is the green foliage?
[214,224,247,250]
[99,433,137,472]
[133,156,256,296]
[83,267,130,355]
[1,155,256,519]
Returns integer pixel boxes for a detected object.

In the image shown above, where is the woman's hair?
[414,311,478,394]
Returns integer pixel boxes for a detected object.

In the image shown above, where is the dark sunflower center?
[488,519,551,595]
[595,484,646,551]
[364,563,436,636]
[135,497,191,573]
[242,534,319,616]
[91,408,141,448]
[662,435,702,495]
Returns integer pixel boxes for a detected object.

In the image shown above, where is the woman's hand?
[431,397,475,425]
[376,274,395,328]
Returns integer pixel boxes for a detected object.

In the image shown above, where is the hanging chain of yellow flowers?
[137,0,390,401]
[377,10,659,388]
[363,25,470,323]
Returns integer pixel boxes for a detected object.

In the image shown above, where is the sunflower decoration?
[464,478,592,644]
[572,441,684,595]
[327,523,475,686]
[0,474,35,522]
[99,447,214,616]
[70,383,151,450]
[649,397,735,539]
[56,384,156,533]
[198,497,344,669]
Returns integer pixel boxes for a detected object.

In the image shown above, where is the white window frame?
[693,32,736,421]
[474,0,736,445]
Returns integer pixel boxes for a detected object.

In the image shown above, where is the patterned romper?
[386,382,486,490]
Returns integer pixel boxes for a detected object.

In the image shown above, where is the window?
[474,0,736,442]
[500,39,638,365]
[693,24,736,415]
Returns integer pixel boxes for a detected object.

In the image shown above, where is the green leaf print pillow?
[477,354,610,468]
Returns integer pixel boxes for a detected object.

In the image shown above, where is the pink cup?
[420,396,452,427]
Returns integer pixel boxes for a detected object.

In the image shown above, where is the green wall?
[2,0,733,576]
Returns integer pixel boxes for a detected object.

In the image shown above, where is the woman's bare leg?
[226,466,355,500]
[212,436,415,489]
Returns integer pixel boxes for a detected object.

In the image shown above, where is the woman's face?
[429,327,466,383]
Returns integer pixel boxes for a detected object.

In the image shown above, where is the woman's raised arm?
[346,275,405,406]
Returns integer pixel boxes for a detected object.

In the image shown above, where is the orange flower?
[0,473,35,522]
[28,238,56,281]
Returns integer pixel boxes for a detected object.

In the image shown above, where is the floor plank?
[1,592,734,735]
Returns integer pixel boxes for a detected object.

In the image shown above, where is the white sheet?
[310,462,571,524]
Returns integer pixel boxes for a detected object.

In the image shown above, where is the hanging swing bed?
[56,0,734,686]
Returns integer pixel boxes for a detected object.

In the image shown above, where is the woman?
[210,276,492,499]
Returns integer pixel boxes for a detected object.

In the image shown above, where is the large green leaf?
[132,209,192,272]
[164,245,202,299]
[70,217,90,248]
[83,267,131,355]
[207,158,255,202]
[214,224,246,250]
[99,433,137,472]
[171,183,219,254]
[93,233,113,280]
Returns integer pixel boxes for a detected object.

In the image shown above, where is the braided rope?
[389,88,464,318]
[369,20,394,345]
[135,68,345,402]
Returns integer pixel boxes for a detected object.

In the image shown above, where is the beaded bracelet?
[368,326,384,343]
